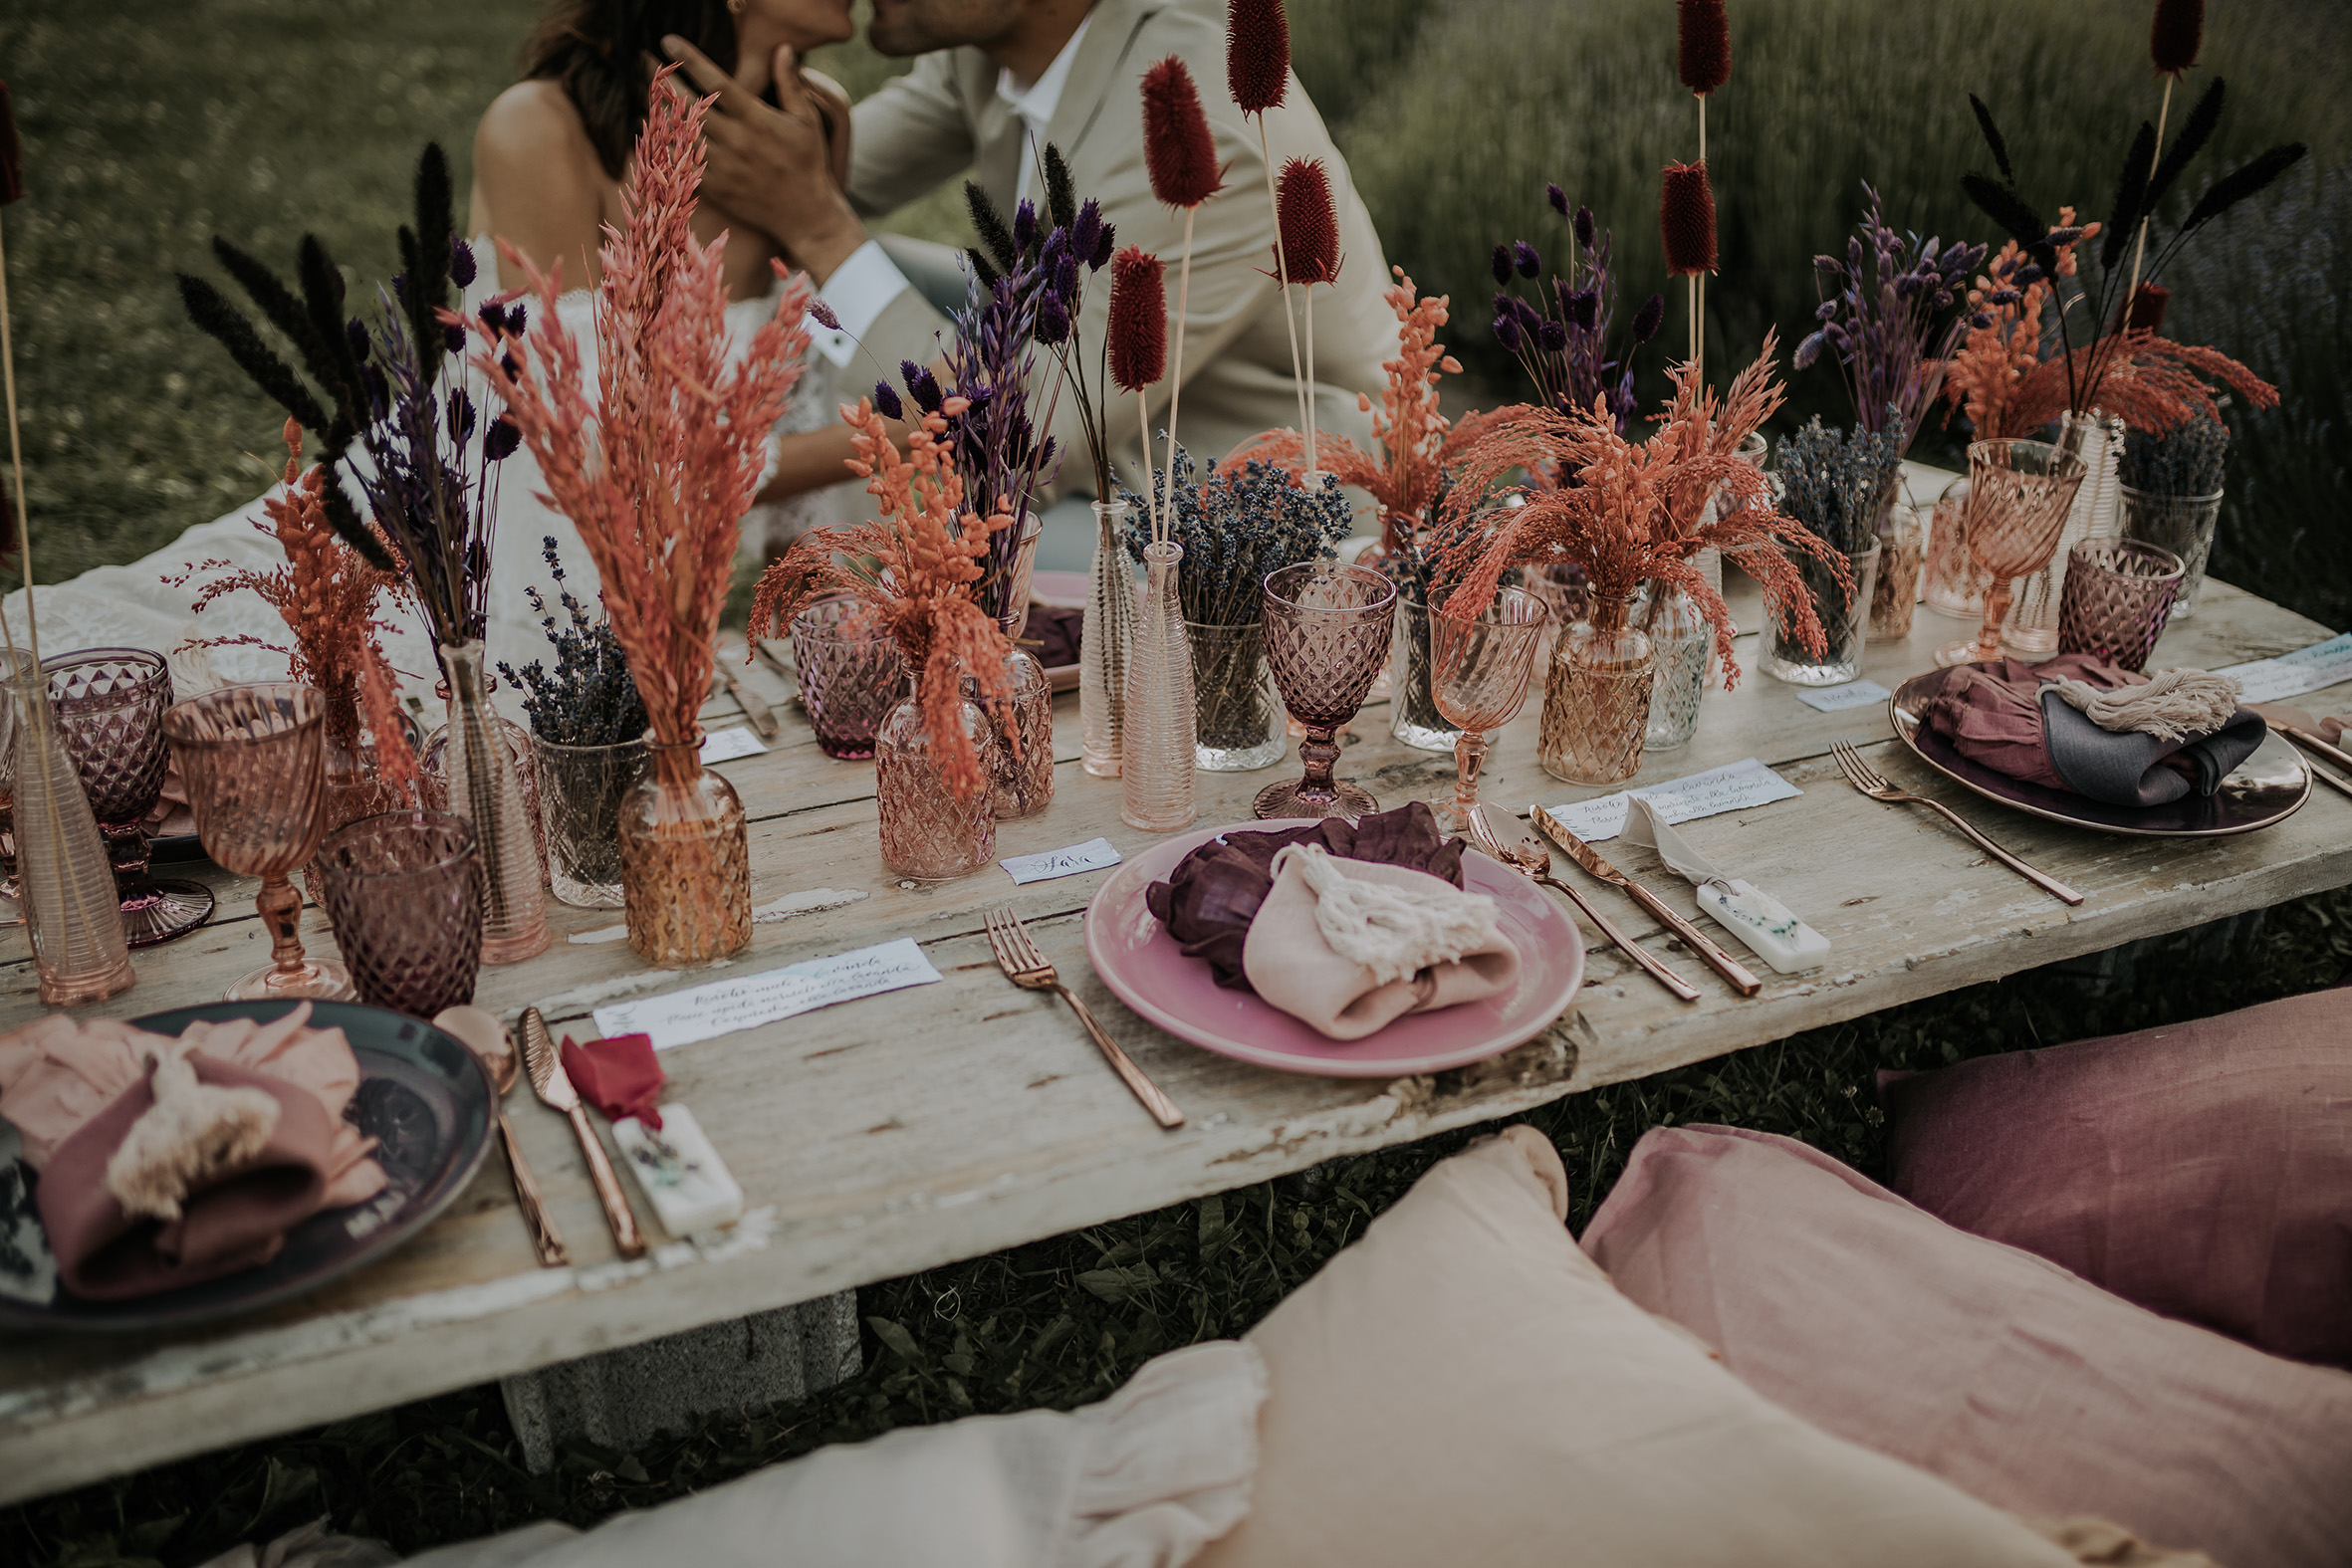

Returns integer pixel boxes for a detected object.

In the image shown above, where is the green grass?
[3,3,2351,1562]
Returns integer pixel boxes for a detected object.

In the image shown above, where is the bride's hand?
[663,37,866,283]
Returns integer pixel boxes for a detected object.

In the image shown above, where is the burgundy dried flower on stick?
[1108,244,1170,535]
[1677,0,1731,98]
[1,79,32,602]
[1227,0,1310,445]
[1275,156,1341,473]
[1661,159,1717,381]
[1140,55,1225,541]
[2130,0,2208,300]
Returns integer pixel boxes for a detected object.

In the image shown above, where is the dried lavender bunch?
[1775,412,1907,557]
[1489,186,1665,438]
[1795,182,1984,461]
[2119,411,2230,496]
[497,538,648,747]
[1119,447,1351,626]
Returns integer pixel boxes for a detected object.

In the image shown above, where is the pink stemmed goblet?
[1935,440,2088,668]
[1429,586,1547,841]
[1254,562,1398,820]
[161,683,353,1001]
[45,648,216,945]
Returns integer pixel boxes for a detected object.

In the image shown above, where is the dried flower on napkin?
[1146,801,1465,991]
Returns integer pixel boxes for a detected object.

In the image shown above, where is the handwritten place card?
[1001,837,1121,885]
[699,726,768,765]
[593,937,942,1049]
[1793,678,1893,714]
[1538,756,1801,844]
[2213,632,2352,705]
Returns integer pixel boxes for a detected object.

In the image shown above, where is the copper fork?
[1462,807,1704,1003]
[1829,741,2083,906]
[985,906,1184,1128]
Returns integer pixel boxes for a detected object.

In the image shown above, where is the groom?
[667,0,1398,516]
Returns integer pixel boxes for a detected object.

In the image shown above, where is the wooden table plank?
[2,578,2345,1501]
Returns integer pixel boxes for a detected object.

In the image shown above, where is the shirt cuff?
[814,241,913,368]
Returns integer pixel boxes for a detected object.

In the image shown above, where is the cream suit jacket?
[840,0,1400,506]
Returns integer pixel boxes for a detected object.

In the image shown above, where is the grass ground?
[1,2,2348,1562]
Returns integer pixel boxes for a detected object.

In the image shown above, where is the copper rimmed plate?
[1084,820,1585,1078]
[0,1001,494,1332]
[1888,670,2309,837]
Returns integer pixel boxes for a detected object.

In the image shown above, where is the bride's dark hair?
[524,0,741,180]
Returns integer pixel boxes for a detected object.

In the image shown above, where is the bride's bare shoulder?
[472,81,610,286]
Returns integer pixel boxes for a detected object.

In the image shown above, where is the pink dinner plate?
[1084,820,1586,1078]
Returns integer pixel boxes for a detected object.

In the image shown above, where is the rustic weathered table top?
[1,565,2346,1503]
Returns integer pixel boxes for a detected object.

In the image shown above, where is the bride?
[7,0,874,705]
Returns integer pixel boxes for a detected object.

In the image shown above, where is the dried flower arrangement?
[1141,55,1227,517]
[1226,0,1310,443]
[748,399,1018,800]
[1117,449,1350,627]
[172,419,418,802]
[1795,184,1985,464]
[1490,188,1667,438]
[1958,86,2298,433]
[477,71,812,757]
[1439,338,1844,683]
[496,538,649,748]
[1775,414,1909,557]
[179,145,525,649]
[2119,410,2230,497]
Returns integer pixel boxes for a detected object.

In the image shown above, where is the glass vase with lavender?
[1763,416,1900,686]
[2118,412,2229,618]
[1120,449,1349,772]
[501,539,650,909]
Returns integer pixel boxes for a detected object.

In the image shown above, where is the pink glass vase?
[436,640,550,964]
[876,684,999,880]
[1120,540,1197,833]
[1537,590,1654,787]
[617,733,753,966]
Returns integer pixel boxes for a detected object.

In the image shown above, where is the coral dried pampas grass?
[474,70,811,752]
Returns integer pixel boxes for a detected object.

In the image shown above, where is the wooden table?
[2,570,2346,1504]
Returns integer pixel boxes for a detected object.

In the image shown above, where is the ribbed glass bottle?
[1079,498,1136,778]
[436,640,550,964]
[1120,540,1197,832]
[8,656,134,1004]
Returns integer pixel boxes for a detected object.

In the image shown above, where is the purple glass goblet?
[317,810,484,1018]
[1254,562,1397,820]
[46,648,215,946]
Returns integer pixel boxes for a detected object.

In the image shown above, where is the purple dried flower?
[507,302,527,336]
[443,322,466,354]
[1794,332,1825,370]
[1566,288,1598,331]
[1495,314,1524,352]
[449,235,476,289]
[1972,312,1994,329]
[1036,290,1071,345]
[872,379,905,420]
[1536,319,1568,352]
[1547,183,1568,216]
[1573,204,1595,250]
[1513,240,1540,278]
[1091,220,1117,270]
[904,361,944,413]
[478,301,508,335]
[483,414,520,461]
[1071,199,1103,265]
[1631,292,1665,342]
[1491,245,1514,287]
[1814,253,1840,275]
[1816,300,1839,321]
[1013,199,1038,253]
[809,298,841,331]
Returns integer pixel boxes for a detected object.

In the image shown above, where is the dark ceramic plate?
[148,833,207,865]
[1888,670,2311,838]
[0,1001,494,1333]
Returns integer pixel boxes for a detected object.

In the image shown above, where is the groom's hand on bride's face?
[662,36,867,284]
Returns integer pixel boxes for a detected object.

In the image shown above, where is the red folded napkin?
[560,1033,664,1129]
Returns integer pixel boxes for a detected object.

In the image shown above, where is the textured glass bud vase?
[7,657,134,1005]
[1764,540,1879,687]
[618,733,752,965]
[1079,498,1137,778]
[1121,541,1197,832]
[979,648,1055,819]
[1387,591,1462,753]
[436,640,550,964]
[1536,591,1653,787]
[876,683,998,880]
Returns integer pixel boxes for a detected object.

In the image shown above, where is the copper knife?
[520,1007,646,1259]
[712,661,781,739]
[2275,723,2352,799]
[1534,811,1764,998]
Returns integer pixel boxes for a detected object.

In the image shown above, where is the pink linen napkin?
[1242,846,1520,1040]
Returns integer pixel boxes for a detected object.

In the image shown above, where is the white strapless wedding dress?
[1,238,856,718]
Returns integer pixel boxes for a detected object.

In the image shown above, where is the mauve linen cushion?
[1195,1127,2086,1568]
[1879,990,2352,1367]
[1581,1125,2352,1568]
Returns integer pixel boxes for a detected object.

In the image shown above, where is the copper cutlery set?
[465,1005,647,1267]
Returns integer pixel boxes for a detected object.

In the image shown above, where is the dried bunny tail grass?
[2151,0,2204,76]
[1660,160,1718,276]
[1677,0,1731,95]
[1107,246,1169,391]
[1226,0,1290,115]
[1275,157,1340,286]
[1142,56,1224,209]
[476,69,811,752]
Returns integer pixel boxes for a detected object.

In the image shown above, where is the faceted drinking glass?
[47,647,215,946]
[791,596,903,761]
[2056,539,2186,673]
[318,810,484,1017]
[1254,562,1396,820]
[1429,586,1545,841]
[161,683,353,1001]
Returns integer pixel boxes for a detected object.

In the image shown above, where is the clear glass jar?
[1637,584,1711,752]
[1536,592,1654,786]
[1387,591,1463,753]
[1869,509,1924,642]
[533,733,652,908]
[617,733,752,965]
[1187,619,1285,771]
[975,647,1055,819]
[2119,484,2224,619]
[876,686,1000,880]
[1763,540,1880,687]
[1923,476,1990,620]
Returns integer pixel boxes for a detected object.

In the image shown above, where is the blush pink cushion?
[1581,1125,2352,1568]
[1879,989,2352,1367]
